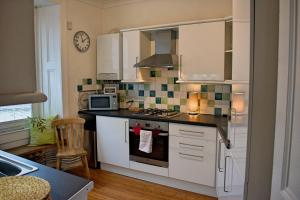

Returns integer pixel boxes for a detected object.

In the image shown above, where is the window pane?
[0,104,32,123]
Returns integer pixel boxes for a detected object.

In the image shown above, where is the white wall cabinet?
[97,33,122,80]
[96,116,129,168]
[231,0,250,83]
[178,21,225,81]
[169,123,216,187]
[122,30,150,82]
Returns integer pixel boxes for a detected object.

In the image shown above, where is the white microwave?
[88,94,119,110]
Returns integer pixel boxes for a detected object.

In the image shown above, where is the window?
[0,104,32,123]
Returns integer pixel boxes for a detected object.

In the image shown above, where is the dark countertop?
[78,109,231,148]
[0,150,93,200]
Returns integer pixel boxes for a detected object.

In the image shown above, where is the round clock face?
[73,31,90,52]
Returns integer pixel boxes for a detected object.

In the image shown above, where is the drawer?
[169,135,215,156]
[169,136,216,186]
[169,123,217,141]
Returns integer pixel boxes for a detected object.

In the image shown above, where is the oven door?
[89,95,112,110]
[129,129,169,168]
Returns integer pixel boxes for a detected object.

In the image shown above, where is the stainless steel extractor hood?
[134,30,178,68]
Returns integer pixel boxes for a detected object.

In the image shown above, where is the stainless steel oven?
[129,119,169,168]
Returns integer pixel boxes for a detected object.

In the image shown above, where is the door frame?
[271,0,299,199]
[245,0,280,199]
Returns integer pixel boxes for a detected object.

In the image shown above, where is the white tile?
[215,85,223,93]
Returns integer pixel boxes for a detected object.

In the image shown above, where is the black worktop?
[0,150,93,200]
[78,109,230,148]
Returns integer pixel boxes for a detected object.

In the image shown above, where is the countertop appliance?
[129,119,169,168]
[88,94,118,111]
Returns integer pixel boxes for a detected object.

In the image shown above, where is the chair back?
[52,118,85,152]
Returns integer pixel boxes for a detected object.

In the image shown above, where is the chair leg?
[81,155,90,179]
[56,157,61,170]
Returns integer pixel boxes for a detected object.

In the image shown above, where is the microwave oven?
[88,94,119,110]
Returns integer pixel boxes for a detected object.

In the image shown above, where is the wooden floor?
[70,168,217,200]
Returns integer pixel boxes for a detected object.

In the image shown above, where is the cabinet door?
[179,21,225,81]
[96,116,129,168]
[169,135,216,186]
[232,22,250,82]
[122,31,139,82]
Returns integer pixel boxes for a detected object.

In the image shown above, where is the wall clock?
[73,31,90,52]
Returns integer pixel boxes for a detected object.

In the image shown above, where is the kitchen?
[0,0,298,200]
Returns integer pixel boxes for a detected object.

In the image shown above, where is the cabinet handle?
[179,152,204,161]
[224,155,231,192]
[135,57,138,79]
[179,55,183,79]
[218,139,224,172]
[179,129,204,137]
[179,142,204,151]
[124,121,127,143]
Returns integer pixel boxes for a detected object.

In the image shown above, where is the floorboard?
[69,168,217,200]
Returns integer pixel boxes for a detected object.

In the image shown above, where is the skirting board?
[101,163,217,197]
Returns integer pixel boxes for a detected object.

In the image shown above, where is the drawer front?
[169,123,217,141]
[169,136,216,186]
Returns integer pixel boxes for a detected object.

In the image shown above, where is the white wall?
[64,0,102,116]
[47,0,102,117]
[101,0,232,33]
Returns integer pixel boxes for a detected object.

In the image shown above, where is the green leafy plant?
[29,117,47,132]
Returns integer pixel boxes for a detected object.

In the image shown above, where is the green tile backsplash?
[116,68,231,115]
[78,70,231,115]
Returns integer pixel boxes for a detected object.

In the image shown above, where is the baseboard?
[101,163,217,197]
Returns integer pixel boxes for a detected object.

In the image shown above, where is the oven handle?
[129,129,169,136]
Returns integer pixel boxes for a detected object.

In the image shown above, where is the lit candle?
[188,92,199,115]
[232,92,245,114]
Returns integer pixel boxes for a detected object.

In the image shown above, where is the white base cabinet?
[96,116,129,168]
[169,123,217,187]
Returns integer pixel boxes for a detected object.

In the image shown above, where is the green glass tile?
[180,98,187,105]
[168,91,174,98]
[215,93,222,100]
[139,103,144,109]
[119,83,126,90]
[156,97,161,104]
[168,77,175,84]
[139,90,144,97]
[201,85,208,92]
[96,80,102,85]
[128,84,134,90]
[150,71,156,77]
[174,77,179,83]
[149,103,156,108]
[214,108,222,116]
[208,100,215,107]
[201,93,208,99]
[161,97,168,104]
[87,78,92,85]
[144,83,150,91]
[208,85,215,92]
[82,79,88,85]
[174,105,180,112]
[168,105,174,111]
[150,90,156,97]
[161,84,168,91]
[174,84,180,91]
[156,70,161,77]
[77,85,83,92]
[222,93,231,101]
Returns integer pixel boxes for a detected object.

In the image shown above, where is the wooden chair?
[52,118,90,179]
